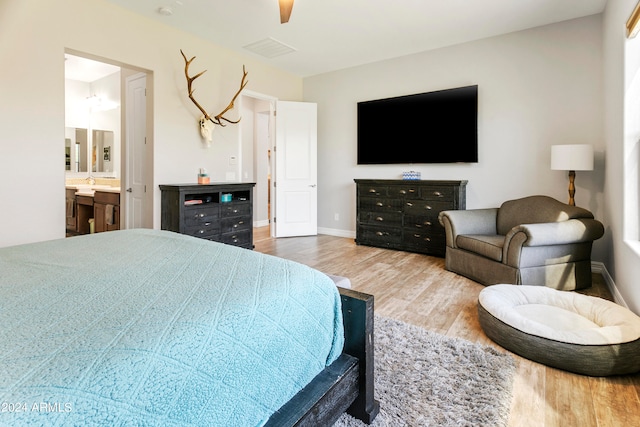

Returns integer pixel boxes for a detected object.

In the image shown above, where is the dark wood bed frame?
[265,288,380,426]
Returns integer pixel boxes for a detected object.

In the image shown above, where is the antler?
[180,49,248,126]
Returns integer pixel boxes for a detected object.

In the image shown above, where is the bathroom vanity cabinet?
[66,188,120,235]
[76,194,94,235]
[94,191,120,233]
[160,183,256,250]
[66,189,78,234]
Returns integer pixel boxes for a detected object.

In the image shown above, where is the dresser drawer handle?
[415,221,432,228]
[198,229,205,234]
[433,191,443,197]
[424,205,432,210]
[406,202,413,207]
[424,237,431,242]
[399,190,407,195]
[375,216,384,221]
[368,188,377,193]
[196,213,206,218]
[375,231,389,236]
[376,202,383,207]
[409,189,416,193]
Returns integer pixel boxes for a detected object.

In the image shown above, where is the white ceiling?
[65,54,120,82]
[102,0,607,78]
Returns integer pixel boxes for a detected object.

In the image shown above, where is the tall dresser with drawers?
[354,179,467,257]
[160,183,255,250]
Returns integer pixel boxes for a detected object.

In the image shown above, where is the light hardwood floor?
[253,227,640,427]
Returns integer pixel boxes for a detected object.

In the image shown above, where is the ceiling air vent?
[243,37,296,58]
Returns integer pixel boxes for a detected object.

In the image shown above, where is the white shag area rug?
[334,315,516,427]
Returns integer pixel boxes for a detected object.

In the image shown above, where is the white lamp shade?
[550,144,594,171]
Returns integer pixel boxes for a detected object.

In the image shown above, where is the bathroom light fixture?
[86,95,118,112]
[551,144,594,206]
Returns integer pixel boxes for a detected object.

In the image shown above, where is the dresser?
[160,183,256,250]
[354,179,467,257]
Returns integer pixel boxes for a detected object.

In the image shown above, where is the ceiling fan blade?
[279,0,294,24]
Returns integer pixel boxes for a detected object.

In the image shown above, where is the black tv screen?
[357,85,478,164]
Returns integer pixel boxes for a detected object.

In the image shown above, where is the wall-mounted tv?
[357,85,478,164]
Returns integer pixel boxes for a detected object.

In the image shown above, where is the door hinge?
[144,185,147,193]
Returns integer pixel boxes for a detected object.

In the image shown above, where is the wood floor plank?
[544,368,597,426]
[253,229,640,427]
[508,358,546,427]
[589,375,640,426]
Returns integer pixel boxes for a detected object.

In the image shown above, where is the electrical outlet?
[334,213,339,221]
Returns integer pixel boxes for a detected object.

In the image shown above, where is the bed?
[0,229,378,426]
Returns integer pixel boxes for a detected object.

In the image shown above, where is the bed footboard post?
[339,288,380,424]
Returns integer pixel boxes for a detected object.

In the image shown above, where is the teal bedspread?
[0,229,344,426]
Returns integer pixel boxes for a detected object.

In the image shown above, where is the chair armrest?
[504,218,605,248]
[438,209,498,248]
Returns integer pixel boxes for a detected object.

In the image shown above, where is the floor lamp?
[551,144,594,206]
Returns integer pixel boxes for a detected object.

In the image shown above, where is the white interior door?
[125,73,147,229]
[273,101,317,237]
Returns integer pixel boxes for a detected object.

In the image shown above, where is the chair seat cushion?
[478,285,640,376]
[456,234,505,262]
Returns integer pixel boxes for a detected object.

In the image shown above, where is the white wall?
[0,0,302,247]
[602,1,640,313]
[305,15,606,259]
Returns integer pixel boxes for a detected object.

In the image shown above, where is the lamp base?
[567,170,576,206]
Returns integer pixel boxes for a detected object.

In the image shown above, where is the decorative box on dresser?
[354,179,467,257]
[160,183,256,250]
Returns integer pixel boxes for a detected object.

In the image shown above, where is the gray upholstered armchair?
[438,195,604,290]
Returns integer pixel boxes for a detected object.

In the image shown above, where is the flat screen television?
[357,85,478,164]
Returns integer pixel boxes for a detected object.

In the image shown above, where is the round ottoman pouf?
[478,285,640,376]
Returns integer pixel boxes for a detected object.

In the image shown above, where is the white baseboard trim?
[253,219,270,228]
[317,227,356,239]
[591,261,628,308]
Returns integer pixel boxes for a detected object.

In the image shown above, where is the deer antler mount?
[180,49,248,144]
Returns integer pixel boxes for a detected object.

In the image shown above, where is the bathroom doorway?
[64,51,153,230]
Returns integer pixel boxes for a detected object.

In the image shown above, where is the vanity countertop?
[94,187,121,194]
[67,185,121,196]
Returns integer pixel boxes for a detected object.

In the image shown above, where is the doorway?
[241,93,318,239]
[64,51,153,230]
[241,92,275,236]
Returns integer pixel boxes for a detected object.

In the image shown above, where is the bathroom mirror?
[92,129,115,173]
[65,127,88,172]
[64,128,115,174]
